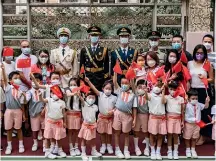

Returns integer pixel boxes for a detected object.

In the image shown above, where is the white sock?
[54,144,58,148]
[168,146,172,151]
[51,142,55,147]
[151,146,155,153]
[43,140,46,147]
[92,146,96,151]
[156,147,161,154]
[7,141,12,148]
[145,137,150,149]
[69,143,73,149]
[45,148,50,153]
[81,146,86,154]
[115,146,120,151]
[101,143,106,148]
[124,146,128,152]
[134,137,139,149]
[174,144,178,151]
[75,143,78,148]
[186,148,190,151]
[191,147,195,151]
[33,139,38,145]
[19,140,24,147]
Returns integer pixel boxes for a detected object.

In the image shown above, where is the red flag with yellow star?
[17,58,31,68]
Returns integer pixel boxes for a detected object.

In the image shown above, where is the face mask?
[169,89,175,96]
[203,43,212,50]
[120,37,129,44]
[21,48,31,55]
[168,57,177,64]
[147,60,156,67]
[121,84,129,92]
[5,56,13,61]
[196,54,204,60]
[137,89,145,96]
[152,86,161,94]
[149,40,158,48]
[104,89,112,96]
[191,99,198,105]
[38,57,48,64]
[90,36,99,43]
[51,94,59,101]
[51,79,60,85]
[59,36,68,44]
[13,78,22,85]
[86,98,95,105]
[172,43,182,50]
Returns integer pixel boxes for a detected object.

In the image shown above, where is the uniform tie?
[123,49,126,56]
[62,48,65,56]
[92,47,96,52]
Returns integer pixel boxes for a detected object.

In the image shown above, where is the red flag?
[3,47,14,56]
[147,71,157,85]
[202,59,211,72]
[80,80,90,94]
[155,65,165,78]
[50,85,63,99]
[182,66,191,81]
[200,77,208,88]
[131,61,141,70]
[196,120,207,128]
[172,61,182,73]
[125,68,136,80]
[80,66,85,74]
[113,61,122,75]
[17,58,31,68]
[173,85,185,98]
[180,50,188,64]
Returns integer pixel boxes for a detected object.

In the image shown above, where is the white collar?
[120,46,129,52]
[91,44,99,49]
[59,45,69,50]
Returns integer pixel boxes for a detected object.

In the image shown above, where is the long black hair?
[37,49,53,70]
[192,44,208,63]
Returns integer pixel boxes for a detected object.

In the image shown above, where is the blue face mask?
[59,36,68,44]
[21,48,31,55]
[172,43,181,50]
[121,84,129,92]
[90,36,99,43]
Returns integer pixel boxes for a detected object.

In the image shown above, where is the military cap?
[87,26,101,35]
[147,31,161,39]
[57,27,71,38]
[117,27,131,36]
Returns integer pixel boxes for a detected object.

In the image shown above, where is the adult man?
[147,31,166,65]
[79,26,109,90]
[50,27,78,88]
[171,34,193,65]
[111,27,138,85]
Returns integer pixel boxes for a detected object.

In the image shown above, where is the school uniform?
[43,97,66,141]
[148,93,167,135]
[183,102,205,139]
[165,95,184,134]
[112,88,136,133]
[135,67,146,83]
[97,92,117,135]
[78,102,98,141]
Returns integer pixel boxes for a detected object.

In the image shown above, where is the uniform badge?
[99,52,102,56]
[130,54,133,57]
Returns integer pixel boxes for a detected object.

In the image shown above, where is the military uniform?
[111,27,138,85]
[79,26,109,90]
[50,27,78,88]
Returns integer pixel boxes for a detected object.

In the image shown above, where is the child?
[85,77,117,154]
[2,53,15,78]
[39,85,67,159]
[135,54,146,82]
[133,79,150,156]
[183,89,210,158]
[78,90,102,161]
[211,105,216,156]
[1,64,26,155]
[146,80,166,160]
[112,72,136,159]
[65,77,81,156]
[162,81,185,160]
[26,73,46,152]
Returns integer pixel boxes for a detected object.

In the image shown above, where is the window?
[100,0,115,3]
[119,0,128,2]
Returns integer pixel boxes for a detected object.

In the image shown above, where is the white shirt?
[185,102,205,123]
[46,97,66,120]
[120,46,129,56]
[187,61,207,88]
[81,102,98,123]
[3,61,15,77]
[91,44,99,51]
[98,92,117,115]
[165,95,184,114]
[148,93,165,115]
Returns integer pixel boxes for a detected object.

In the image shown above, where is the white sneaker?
[156,153,162,160]
[135,147,142,156]
[186,150,191,158]
[5,146,12,155]
[150,152,156,160]
[191,150,198,159]
[107,145,114,154]
[115,149,124,159]
[144,148,150,156]
[70,148,76,156]
[100,146,106,154]
[19,146,25,153]
[45,151,57,159]
[74,148,81,156]
[173,150,179,160]
[124,150,131,159]
[43,147,46,153]
[53,146,58,154]
[57,148,67,158]
[167,150,173,160]
[91,149,102,157]
[81,154,88,161]
[31,144,38,152]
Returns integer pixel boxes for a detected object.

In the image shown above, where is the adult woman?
[187,44,214,145]
[31,49,54,84]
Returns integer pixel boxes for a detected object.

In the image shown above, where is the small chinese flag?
[17,58,31,68]
[155,65,165,78]
[202,59,211,72]
[113,61,122,75]
[173,85,185,98]
[182,66,191,81]
[80,66,85,74]
[131,61,142,70]
[196,120,207,128]
[125,68,136,80]
[50,85,63,99]
[147,71,157,85]
[180,50,188,64]
[200,77,208,88]
[3,47,14,56]
[172,61,182,73]
[80,80,90,94]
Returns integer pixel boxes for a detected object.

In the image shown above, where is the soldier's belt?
[85,67,103,73]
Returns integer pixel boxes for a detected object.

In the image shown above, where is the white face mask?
[39,57,48,64]
[51,79,60,85]
[137,89,145,96]
[86,98,95,105]
[90,36,99,43]
[168,57,177,64]
[147,60,156,67]
[169,89,175,96]
[13,78,22,85]
[104,89,112,96]
[149,40,159,48]
[152,86,161,94]
[190,99,198,105]
[70,85,77,91]
[120,37,129,44]
[51,94,59,100]
[203,43,212,50]
[5,56,13,61]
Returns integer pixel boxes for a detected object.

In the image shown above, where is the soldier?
[111,27,138,85]
[79,26,109,90]
[50,27,78,88]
